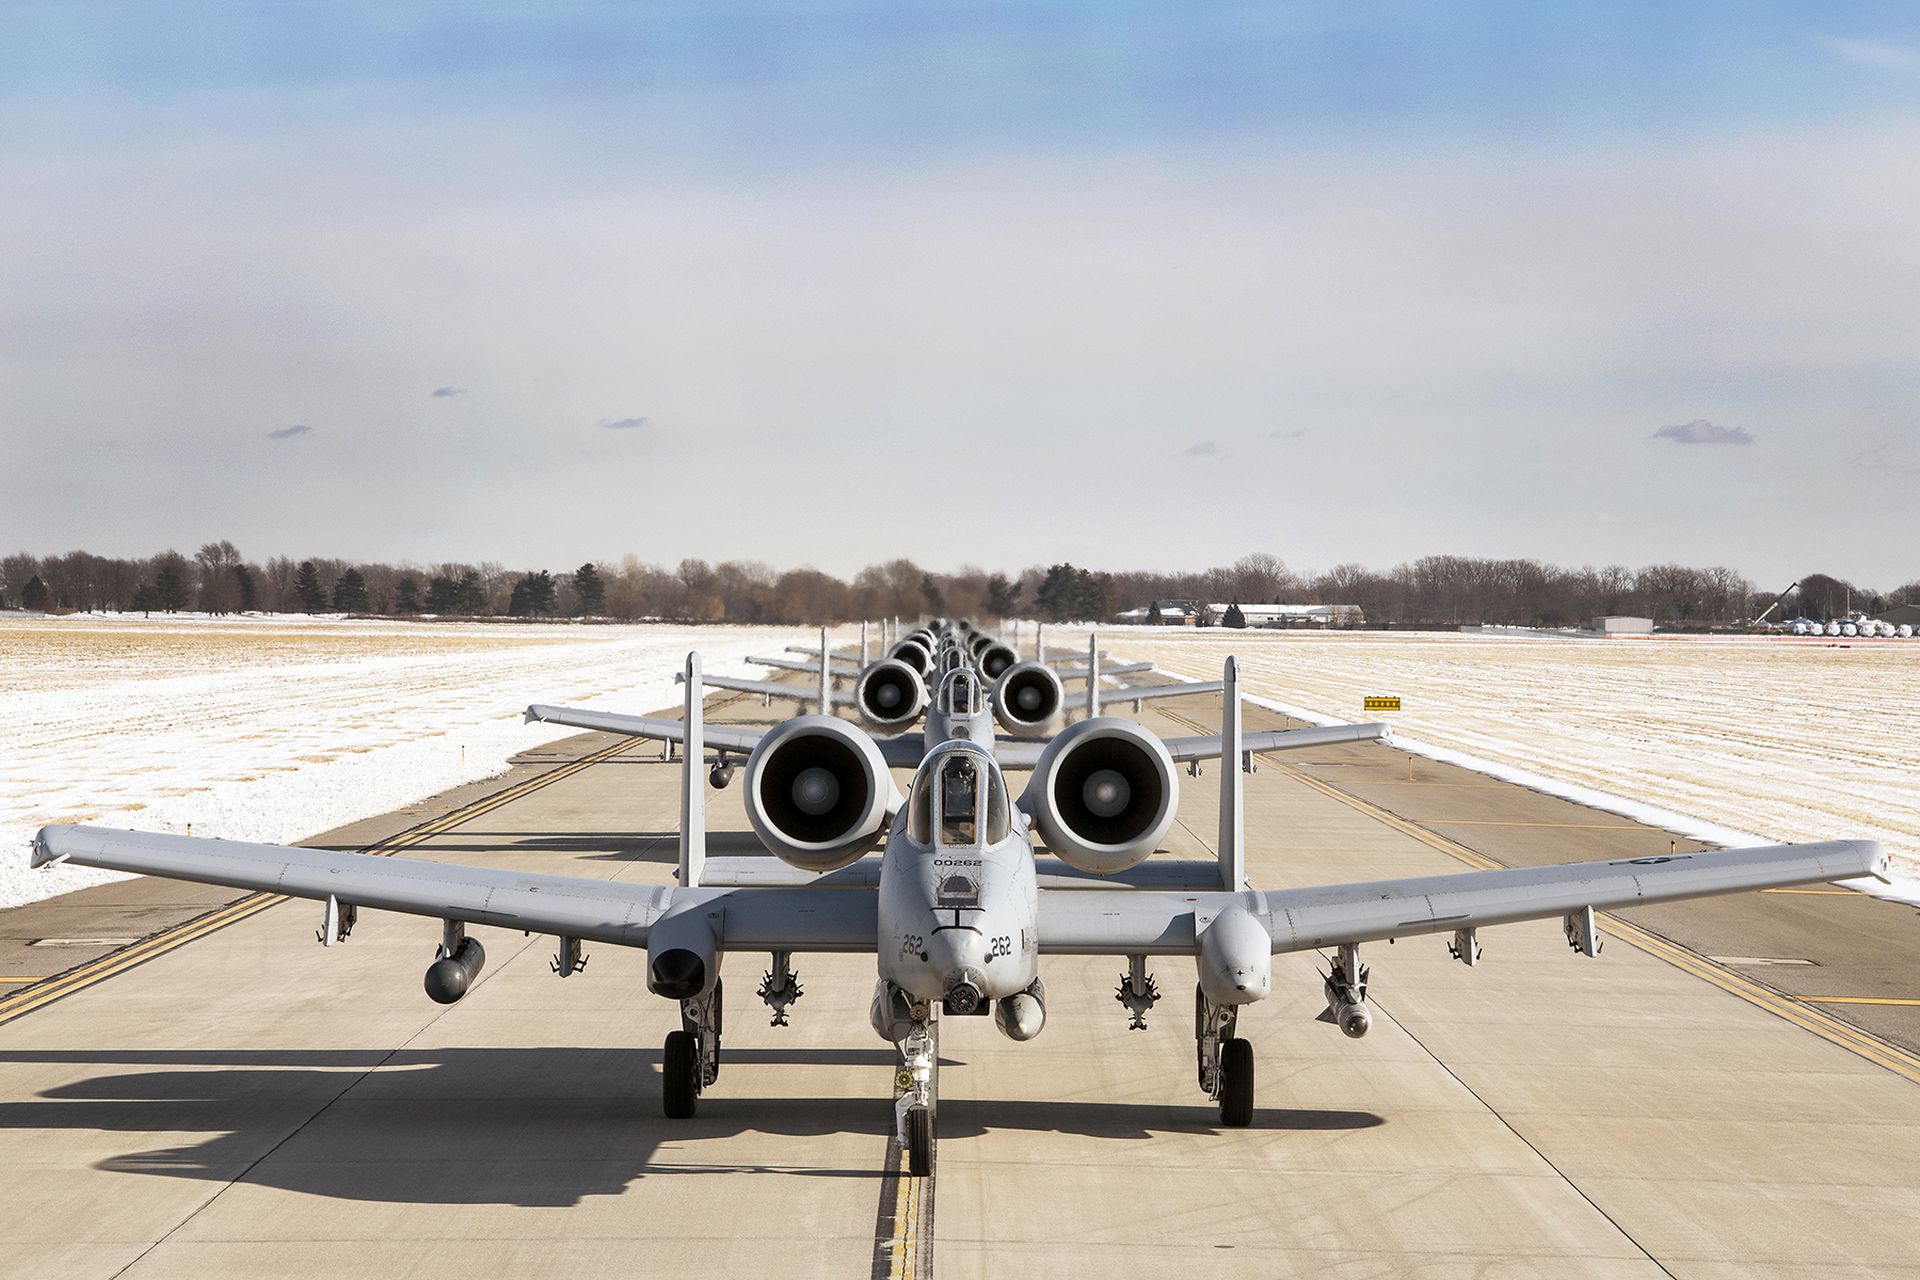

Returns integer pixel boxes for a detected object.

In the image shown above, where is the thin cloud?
[1180,440,1220,457]
[599,416,649,430]
[1267,428,1311,441]
[266,424,314,440]
[430,386,465,397]
[1653,419,1753,446]
[1820,35,1920,72]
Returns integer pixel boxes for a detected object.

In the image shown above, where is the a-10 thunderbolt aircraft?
[664,619,1206,747]
[31,634,1885,1177]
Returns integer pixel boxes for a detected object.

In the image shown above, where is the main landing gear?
[1196,984,1254,1127]
[663,979,723,1119]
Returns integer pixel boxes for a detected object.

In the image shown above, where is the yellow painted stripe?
[0,978,46,984]
[1408,820,1646,829]
[1808,997,1920,1007]
[0,733,639,1025]
[1154,704,1920,1087]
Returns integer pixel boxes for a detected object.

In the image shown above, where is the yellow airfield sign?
[1363,696,1401,712]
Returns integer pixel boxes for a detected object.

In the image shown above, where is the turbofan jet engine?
[889,638,934,679]
[976,641,1019,680]
[1023,718,1178,873]
[854,658,927,731]
[744,715,901,872]
[991,660,1066,737]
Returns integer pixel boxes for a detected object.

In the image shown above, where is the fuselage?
[876,740,1039,1008]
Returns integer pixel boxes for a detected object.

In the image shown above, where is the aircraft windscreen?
[939,755,978,846]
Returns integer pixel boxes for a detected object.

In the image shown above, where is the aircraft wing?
[1052,661,1153,681]
[749,655,861,675]
[1160,721,1390,762]
[524,704,766,756]
[1061,680,1225,711]
[1257,840,1882,953]
[675,672,815,703]
[30,826,876,952]
[1033,840,1883,955]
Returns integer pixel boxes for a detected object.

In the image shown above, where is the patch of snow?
[1,618,824,909]
[1096,629,1920,912]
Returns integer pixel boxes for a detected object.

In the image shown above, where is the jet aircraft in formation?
[33,617,1884,1177]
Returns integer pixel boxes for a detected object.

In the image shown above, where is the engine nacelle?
[854,658,927,731]
[744,715,899,872]
[1022,717,1178,874]
[976,641,1018,680]
[991,660,1066,737]
[889,638,934,678]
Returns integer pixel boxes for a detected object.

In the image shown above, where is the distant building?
[1117,599,1202,625]
[1876,603,1920,629]
[1205,603,1365,628]
[1591,615,1655,635]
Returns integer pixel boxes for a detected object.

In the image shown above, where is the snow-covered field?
[2,616,816,909]
[1089,626,1920,883]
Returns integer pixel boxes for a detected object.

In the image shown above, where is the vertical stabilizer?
[1037,622,1046,664]
[860,620,870,668]
[1087,633,1101,719]
[1218,656,1245,891]
[818,625,831,713]
[679,652,706,889]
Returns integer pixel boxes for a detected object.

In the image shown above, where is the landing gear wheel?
[1218,1037,1254,1128]
[906,1106,934,1177]
[663,1029,700,1119]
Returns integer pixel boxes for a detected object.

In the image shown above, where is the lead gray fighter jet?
[31,654,1885,1178]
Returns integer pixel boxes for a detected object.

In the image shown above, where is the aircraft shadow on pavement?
[0,1047,1381,1207]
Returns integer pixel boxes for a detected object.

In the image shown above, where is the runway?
[4,668,1919,1277]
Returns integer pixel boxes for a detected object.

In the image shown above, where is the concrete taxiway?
[3,667,1919,1278]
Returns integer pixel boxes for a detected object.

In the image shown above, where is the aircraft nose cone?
[792,767,841,815]
[1083,769,1130,818]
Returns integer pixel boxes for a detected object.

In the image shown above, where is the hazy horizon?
[4,4,1917,584]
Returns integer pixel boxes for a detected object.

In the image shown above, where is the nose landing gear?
[892,1002,940,1177]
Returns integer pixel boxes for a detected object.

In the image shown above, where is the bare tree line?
[1,545,1913,629]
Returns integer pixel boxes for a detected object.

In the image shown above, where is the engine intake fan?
[976,641,1019,680]
[991,660,1065,737]
[1023,718,1178,874]
[744,716,900,872]
[854,659,927,731]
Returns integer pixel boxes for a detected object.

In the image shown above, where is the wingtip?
[523,705,544,725]
[29,827,66,869]
[1863,840,1892,883]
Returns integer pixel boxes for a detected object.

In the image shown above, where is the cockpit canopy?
[935,669,981,718]
[904,746,1011,848]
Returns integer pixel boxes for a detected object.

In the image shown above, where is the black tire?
[1218,1037,1254,1128]
[663,1029,699,1119]
[906,1106,934,1178]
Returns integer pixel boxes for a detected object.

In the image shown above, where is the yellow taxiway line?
[0,734,640,1027]
[1156,706,1920,1088]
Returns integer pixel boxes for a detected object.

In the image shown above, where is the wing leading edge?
[30,826,875,952]
[1034,839,1883,955]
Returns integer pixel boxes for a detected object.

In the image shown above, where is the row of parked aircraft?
[32,617,1884,1177]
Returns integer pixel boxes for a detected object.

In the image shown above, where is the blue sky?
[3,3,1918,584]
